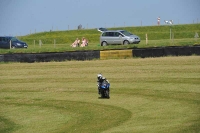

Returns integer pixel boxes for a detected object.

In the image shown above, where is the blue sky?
[0,0,199,36]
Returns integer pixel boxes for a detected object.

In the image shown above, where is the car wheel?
[102,41,107,46]
[11,46,16,49]
[123,40,129,45]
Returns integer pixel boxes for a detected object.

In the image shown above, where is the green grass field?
[0,24,200,54]
[0,56,200,133]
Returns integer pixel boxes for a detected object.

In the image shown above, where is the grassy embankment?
[0,24,200,54]
[0,56,200,133]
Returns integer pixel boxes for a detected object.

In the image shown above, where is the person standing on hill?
[157,16,161,26]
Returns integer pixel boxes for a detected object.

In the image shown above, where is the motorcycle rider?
[97,73,109,94]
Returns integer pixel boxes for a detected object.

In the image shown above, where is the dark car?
[0,36,28,49]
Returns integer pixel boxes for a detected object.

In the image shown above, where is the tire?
[11,46,16,49]
[101,91,105,98]
[102,41,107,46]
[105,90,110,98]
[123,40,129,45]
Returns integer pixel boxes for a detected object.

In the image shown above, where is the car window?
[102,31,124,37]
[105,32,109,36]
[6,38,10,42]
[10,37,18,41]
[102,32,106,36]
[120,30,133,36]
[103,32,113,37]
[0,37,8,42]
[108,32,114,37]
[114,32,119,37]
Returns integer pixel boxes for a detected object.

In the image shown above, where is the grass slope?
[0,24,199,54]
[20,24,200,44]
[0,56,200,133]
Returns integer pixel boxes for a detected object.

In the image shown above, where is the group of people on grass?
[71,37,88,47]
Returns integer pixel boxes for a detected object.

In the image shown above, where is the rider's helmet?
[97,73,103,81]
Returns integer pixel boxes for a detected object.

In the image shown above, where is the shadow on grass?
[0,116,19,133]
[98,97,110,99]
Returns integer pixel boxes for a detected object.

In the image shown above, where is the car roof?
[0,36,14,38]
[102,30,125,32]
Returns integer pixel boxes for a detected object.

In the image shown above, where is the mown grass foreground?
[0,56,200,133]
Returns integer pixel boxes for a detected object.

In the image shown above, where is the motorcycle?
[98,81,110,98]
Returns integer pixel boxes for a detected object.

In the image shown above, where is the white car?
[100,30,140,46]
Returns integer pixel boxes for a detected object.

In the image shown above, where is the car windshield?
[10,37,19,41]
[120,30,133,36]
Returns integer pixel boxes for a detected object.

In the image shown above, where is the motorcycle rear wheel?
[105,90,110,99]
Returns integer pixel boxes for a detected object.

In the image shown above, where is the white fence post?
[39,40,42,48]
[172,33,174,45]
[194,32,199,41]
[10,40,11,49]
[146,33,148,45]
[170,28,172,40]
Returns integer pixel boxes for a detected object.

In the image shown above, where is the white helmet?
[97,73,103,80]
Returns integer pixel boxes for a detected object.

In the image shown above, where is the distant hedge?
[1,46,199,63]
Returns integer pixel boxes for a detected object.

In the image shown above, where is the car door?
[106,32,114,44]
[0,37,9,48]
[114,32,123,44]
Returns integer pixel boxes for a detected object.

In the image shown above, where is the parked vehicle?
[97,27,108,32]
[99,80,110,98]
[0,36,28,49]
[100,30,140,46]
